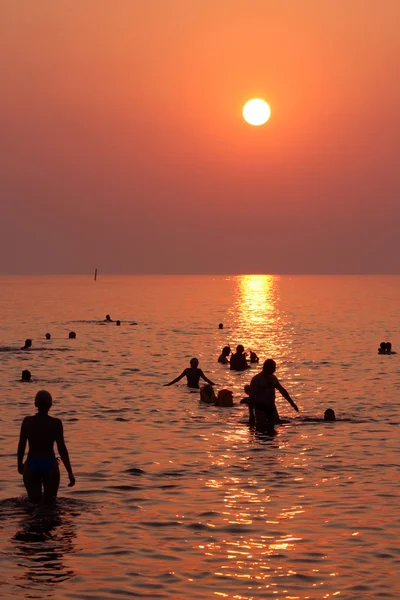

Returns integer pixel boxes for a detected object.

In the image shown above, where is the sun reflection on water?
[231,275,295,365]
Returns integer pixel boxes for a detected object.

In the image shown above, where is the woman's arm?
[17,418,28,474]
[55,420,75,486]
[164,370,186,386]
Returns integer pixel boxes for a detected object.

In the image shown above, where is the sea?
[0,275,399,600]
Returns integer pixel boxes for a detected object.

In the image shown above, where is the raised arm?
[276,381,298,412]
[17,417,28,474]
[55,419,75,487]
[164,370,186,386]
[199,370,215,386]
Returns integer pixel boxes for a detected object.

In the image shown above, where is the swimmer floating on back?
[164,358,215,389]
[17,390,76,504]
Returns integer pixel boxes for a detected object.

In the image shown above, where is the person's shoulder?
[22,415,33,424]
[50,416,63,427]
[250,372,262,385]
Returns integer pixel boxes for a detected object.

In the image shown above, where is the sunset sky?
[1,0,399,274]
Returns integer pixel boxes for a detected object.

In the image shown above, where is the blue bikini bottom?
[26,456,57,477]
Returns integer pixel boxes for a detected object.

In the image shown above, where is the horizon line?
[1,272,400,277]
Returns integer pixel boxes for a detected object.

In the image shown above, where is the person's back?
[250,359,298,425]
[230,345,249,371]
[164,357,215,389]
[185,366,203,388]
[250,371,278,410]
[18,390,75,503]
[23,413,60,458]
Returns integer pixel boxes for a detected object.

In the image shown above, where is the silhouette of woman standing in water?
[17,390,76,504]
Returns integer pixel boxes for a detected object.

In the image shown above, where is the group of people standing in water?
[16,318,394,507]
[164,352,300,429]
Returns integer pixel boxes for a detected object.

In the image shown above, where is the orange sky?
[1,0,399,273]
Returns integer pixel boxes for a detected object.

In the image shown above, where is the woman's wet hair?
[35,390,53,411]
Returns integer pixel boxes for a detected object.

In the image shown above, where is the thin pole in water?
[94,268,97,281]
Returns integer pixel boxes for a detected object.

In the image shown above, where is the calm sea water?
[0,275,399,600]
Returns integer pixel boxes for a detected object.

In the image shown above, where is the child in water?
[200,385,234,406]
[249,351,259,363]
[164,358,216,389]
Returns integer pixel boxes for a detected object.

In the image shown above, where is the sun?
[242,98,271,126]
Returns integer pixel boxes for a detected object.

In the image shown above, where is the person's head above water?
[386,342,392,352]
[379,342,387,352]
[190,358,199,368]
[34,390,53,413]
[105,314,112,321]
[68,331,76,339]
[324,408,336,421]
[218,323,223,329]
[262,359,277,374]
[116,320,121,326]
[21,338,32,349]
[21,369,31,382]
[236,344,245,354]
[222,346,231,356]
[45,333,51,340]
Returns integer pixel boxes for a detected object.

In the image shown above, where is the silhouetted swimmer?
[116,320,121,326]
[218,346,231,364]
[105,314,113,322]
[230,344,250,371]
[164,358,216,389]
[200,384,217,404]
[21,339,32,350]
[218,323,224,329]
[45,333,51,340]
[378,341,396,355]
[68,331,76,339]
[249,359,299,426]
[324,408,336,421]
[17,390,76,504]
[215,389,234,407]
[21,369,31,382]
[249,351,259,364]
